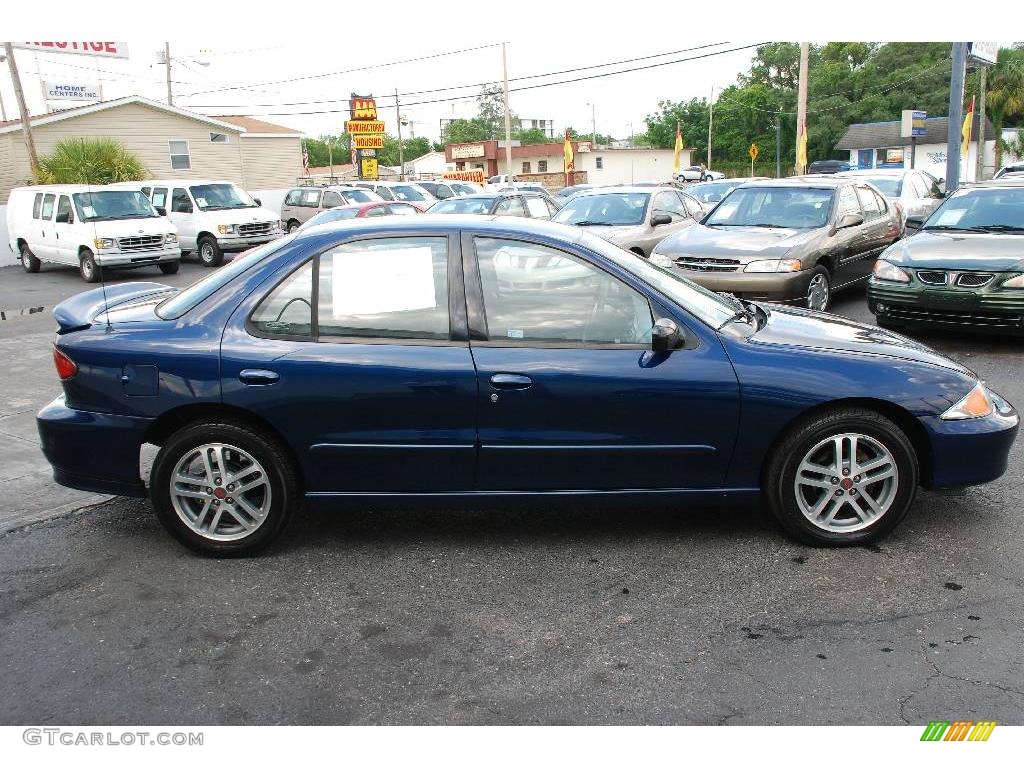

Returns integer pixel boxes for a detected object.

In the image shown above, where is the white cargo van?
[124,180,283,267]
[6,185,181,282]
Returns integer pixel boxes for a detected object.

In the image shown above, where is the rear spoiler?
[53,282,176,334]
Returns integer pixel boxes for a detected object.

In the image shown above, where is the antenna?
[85,179,113,332]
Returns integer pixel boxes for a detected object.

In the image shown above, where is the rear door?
[830,185,865,287]
[37,193,58,260]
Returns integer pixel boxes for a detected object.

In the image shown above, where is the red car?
[297,201,422,230]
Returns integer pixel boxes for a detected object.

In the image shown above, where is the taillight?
[53,346,78,380]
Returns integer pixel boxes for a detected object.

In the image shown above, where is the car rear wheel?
[79,249,101,283]
[287,219,300,233]
[20,243,40,273]
[764,407,919,546]
[805,267,830,311]
[151,421,299,557]
[197,235,224,267]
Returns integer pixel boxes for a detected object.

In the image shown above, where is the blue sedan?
[38,216,1018,556]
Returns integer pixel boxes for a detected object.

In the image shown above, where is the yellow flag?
[961,96,975,157]
[797,122,808,169]
[563,129,574,172]
[672,126,683,172]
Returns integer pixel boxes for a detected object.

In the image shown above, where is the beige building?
[0,96,303,204]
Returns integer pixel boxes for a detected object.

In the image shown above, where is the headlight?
[872,260,910,283]
[93,238,115,249]
[649,253,675,268]
[217,224,235,235]
[277,220,285,231]
[1002,274,1024,289]
[941,382,994,420]
[164,233,177,244]
[744,258,802,273]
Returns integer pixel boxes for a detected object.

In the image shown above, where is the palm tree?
[34,137,148,185]
[985,47,1024,171]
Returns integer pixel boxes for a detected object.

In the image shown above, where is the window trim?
[169,139,191,170]
[537,160,548,173]
[209,132,229,143]
[245,231,467,346]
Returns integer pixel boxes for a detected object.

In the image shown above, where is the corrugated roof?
[836,115,995,150]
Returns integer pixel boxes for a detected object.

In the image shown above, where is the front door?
[463,234,740,491]
[168,187,196,250]
[52,195,76,262]
[220,232,478,494]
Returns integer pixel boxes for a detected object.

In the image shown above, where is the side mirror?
[835,212,864,229]
[904,213,927,232]
[253,197,262,206]
[651,213,672,226]
[155,206,167,216]
[651,318,684,353]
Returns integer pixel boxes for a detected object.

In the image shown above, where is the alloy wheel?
[170,442,272,541]
[806,273,829,311]
[793,432,898,533]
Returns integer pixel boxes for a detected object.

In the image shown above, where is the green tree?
[303,134,351,168]
[984,46,1024,169]
[441,117,491,145]
[34,137,148,184]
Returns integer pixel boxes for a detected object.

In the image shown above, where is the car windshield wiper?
[717,292,755,327]
[570,220,614,226]
[922,224,986,232]
[972,224,1024,233]
[745,223,789,228]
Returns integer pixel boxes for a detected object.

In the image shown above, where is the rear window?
[156,236,294,319]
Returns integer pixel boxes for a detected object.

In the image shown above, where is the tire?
[20,243,40,273]
[805,266,831,311]
[150,421,299,557]
[764,407,919,547]
[287,219,301,233]
[79,249,101,283]
[197,235,224,267]
[159,261,180,275]
[877,317,906,332]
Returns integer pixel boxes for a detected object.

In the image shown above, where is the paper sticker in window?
[934,208,965,226]
[195,197,208,208]
[331,247,437,316]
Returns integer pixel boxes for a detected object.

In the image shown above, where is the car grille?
[118,235,164,251]
[237,222,274,236]
[916,270,947,285]
[956,272,994,288]
[885,306,1024,328]
[674,256,742,272]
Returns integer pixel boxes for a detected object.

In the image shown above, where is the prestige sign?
[43,81,100,101]
[450,144,485,159]
[12,42,129,59]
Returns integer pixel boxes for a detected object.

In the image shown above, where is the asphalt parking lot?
[0,260,1022,725]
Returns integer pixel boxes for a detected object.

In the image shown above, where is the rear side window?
[32,193,43,219]
[55,195,73,223]
[41,194,56,220]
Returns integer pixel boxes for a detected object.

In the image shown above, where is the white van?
[6,185,181,282]
[125,180,283,267]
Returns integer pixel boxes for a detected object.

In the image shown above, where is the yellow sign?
[350,98,377,120]
[353,135,385,150]
[443,169,486,184]
[346,120,386,134]
[748,143,759,161]
[360,156,379,180]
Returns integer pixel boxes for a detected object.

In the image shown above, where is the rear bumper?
[868,278,1024,334]
[670,267,814,303]
[36,397,150,498]
[924,409,1019,488]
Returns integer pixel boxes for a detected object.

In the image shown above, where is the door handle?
[490,373,532,390]
[238,369,279,386]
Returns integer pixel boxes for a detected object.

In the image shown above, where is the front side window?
[284,189,303,206]
[72,191,156,222]
[652,191,688,221]
[524,196,552,219]
[55,195,73,223]
[474,237,652,345]
[836,186,860,219]
[319,237,450,340]
[171,188,193,213]
[494,196,527,217]
[856,186,882,220]
[322,191,344,208]
[169,140,191,170]
[151,187,168,209]
[250,260,314,337]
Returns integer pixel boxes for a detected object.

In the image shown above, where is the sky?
[0,39,764,144]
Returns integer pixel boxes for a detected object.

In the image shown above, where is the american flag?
[302,144,310,176]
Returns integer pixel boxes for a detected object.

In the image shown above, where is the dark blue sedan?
[38,216,1018,556]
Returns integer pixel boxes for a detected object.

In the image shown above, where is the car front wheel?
[764,407,919,546]
[197,235,224,267]
[805,267,830,311]
[79,249,101,283]
[150,421,299,557]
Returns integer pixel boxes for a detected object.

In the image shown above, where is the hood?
[745,304,974,376]
[654,224,819,262]
[881,230,1024,271]
[85,217,176,237]
[53,282,175,333]
[194,206,279,226]
[582,223,651,244]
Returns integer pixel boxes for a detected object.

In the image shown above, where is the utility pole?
[3,43,39,176]
[946,42,968,192]
[395,89,404,181]
[590,102,597,147]
[976,64,988,181]
[501,42,513,177]
[707,85,714,170]
[327,136,334,182]
[794,42,809,174]
[164,43,173,106]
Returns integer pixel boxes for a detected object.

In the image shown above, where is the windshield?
[579,232,738,329]
[430,197,496,214]
[553,192,650,226]
[300,207,361,229]
[922,186,1024,231]
[856,177,902,197]
[689,181,740,204]
[389,185,431,202]
[340,188,376,203]
[705,187,834,229]
[157,236,294,319]
[72,191,157,221]
[188,183,257,210]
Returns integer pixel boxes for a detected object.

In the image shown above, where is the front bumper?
[668,266,814,304]
[924,408,1019,488]
[868,277,1024,334]
[37,396,151,497]
[95,246,181,267]
[216,232,282,252]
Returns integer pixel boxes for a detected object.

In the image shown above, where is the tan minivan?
[281,186,383,232]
